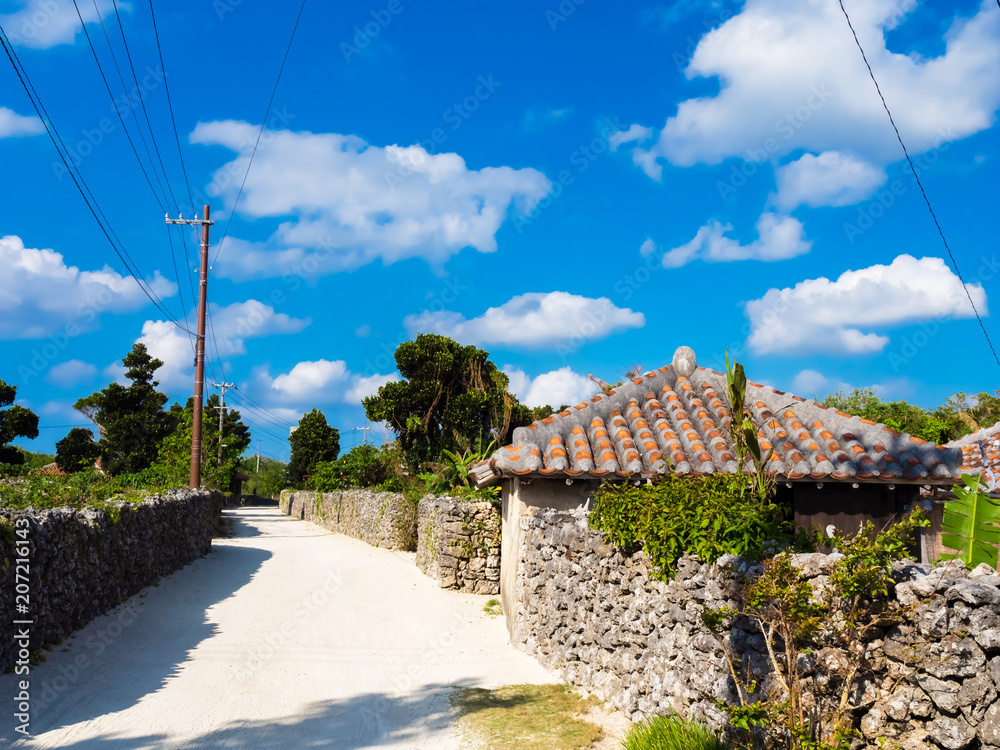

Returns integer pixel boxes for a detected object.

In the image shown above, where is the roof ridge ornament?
[672,346,697,378]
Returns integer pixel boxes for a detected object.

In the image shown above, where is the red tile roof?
[473,347,968,488]
[33,462,68,476]
[947,423,1000,489]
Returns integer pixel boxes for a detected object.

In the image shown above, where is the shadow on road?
[47,682,492,749]
[9,542,271,740]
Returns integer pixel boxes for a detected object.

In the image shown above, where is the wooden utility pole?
[213,382,237,465]
[165,206,214,489]
[353,425,372,446]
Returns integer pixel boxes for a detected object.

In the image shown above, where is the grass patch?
[451,683,603,750]
[620,714,729,750]
[0,469,167,512]
[483,598,503,616]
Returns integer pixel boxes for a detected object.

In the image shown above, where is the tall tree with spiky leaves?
[74,344,175,475]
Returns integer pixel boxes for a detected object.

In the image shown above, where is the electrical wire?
[109,0,198,311]
[837,0,1000,370]
[166,226,195,347]
[70,0,168,213]
[231,389,297,428]
[0,25,194,335]
[227,392,296,432]
[148,0,196,213]
[212,0,307,269]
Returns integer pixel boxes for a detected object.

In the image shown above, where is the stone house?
[471,346,970,634]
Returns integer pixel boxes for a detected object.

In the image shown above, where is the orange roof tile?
[472,346,967,489]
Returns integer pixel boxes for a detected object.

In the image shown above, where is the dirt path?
[1,506,555,748]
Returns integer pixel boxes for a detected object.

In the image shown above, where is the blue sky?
[2,0,999,461]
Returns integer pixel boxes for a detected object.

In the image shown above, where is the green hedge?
[589,474,801,580]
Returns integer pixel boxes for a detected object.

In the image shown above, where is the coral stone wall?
[515,506,1000,750]
[0,489,222,672]
[415,495,500,595]
[279,489,416,550]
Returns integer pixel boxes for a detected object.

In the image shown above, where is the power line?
[110,0,198,314]
[227,391,296,431]
[70,0,168,213]
[92,0,176,218]
[212,0,307,269]
[166,226,195,345]
[110,0,182,215]
[232,389,298,428]
[148,0,196,213]
[837,0,1000,371]
[230,409,292,444]
[0,24,193,334]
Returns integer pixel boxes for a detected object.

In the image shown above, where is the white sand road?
[1,506,555,748]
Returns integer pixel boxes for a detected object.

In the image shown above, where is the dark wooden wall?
[782,481,921,540]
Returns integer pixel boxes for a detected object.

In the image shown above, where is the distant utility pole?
[213,382,237,465]
[165,206,214,489]
[353,426,372,446]
[253,444,261,497]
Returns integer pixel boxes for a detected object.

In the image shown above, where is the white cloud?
[774,151,887,210]
[504,366,594,408]
[404,291,646,348]
[136,299,310,388]
[46,359,97,388]
[0,107,44,138]
[609,123,653,152]
[0,0,122,49]
[639,238,657,257]
[661,212,810,268]
[190,121,551,281]
[253,362,397,408]
[631,1,1000,171]
[0,234,177,339]
[208,300,311,357]
[345,373,399,405]
[746,254,988,355]
[271,360,349,401]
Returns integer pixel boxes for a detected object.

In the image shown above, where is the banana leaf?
[941,473,1000,569]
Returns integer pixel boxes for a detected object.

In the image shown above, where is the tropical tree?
[288,409,340,484]
[74,344,175,474]
[363,334,531,467]
[0,380,39,465]
[55,427,102,473]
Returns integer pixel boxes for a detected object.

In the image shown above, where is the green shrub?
[589,474,802,580]
[311,445,391,492]
[0,463,27,479]
[620,714,729,750]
